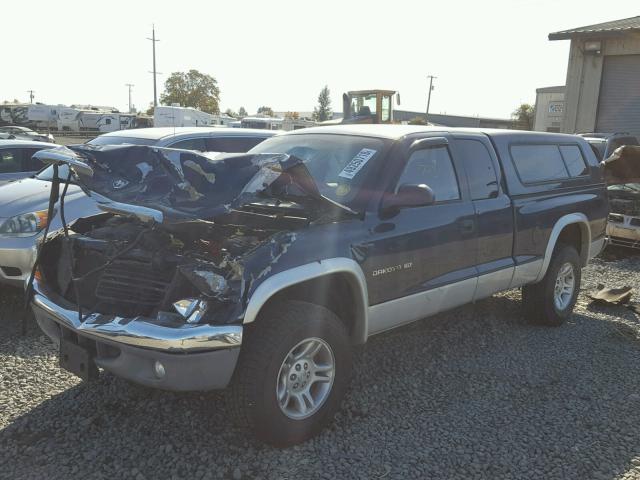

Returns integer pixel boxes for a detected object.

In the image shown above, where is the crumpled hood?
[603,145,640,185]
[0,177,86,217]
[34,144,355,224]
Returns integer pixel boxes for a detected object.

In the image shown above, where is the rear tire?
[228,300,352,446]
[522,244,581,326]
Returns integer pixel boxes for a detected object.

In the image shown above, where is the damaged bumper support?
[31,279,242,391]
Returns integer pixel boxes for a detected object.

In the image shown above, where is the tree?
[145,105,154,116]
[257,106,274,117]
[312,85,332,122]
[238,106,248,118]
[258,106,274,117]
[160,69,221,114]
[224,108,237,118]
[284,111,300,119]
[511,103,535,130]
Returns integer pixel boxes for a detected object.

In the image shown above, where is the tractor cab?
[341,90,399,124]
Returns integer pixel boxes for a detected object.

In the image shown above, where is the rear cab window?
[510,143,590,185]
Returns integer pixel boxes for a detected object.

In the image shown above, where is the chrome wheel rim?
[276,337,335,420]
[554,262,575,311]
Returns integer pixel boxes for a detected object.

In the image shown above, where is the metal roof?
[0,139,57,148]
[283,124,581,141]
[97,127,277,140]
[536,86,565,94]
[549,16,640,40]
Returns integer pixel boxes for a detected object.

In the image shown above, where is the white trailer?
[154,106,213,127]
[95,113,137,132]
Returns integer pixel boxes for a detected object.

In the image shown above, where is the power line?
[125,83,135,112]
[426,75,437,123]
[146,25,160,107]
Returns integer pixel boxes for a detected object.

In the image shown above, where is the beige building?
[550,16,640,136]
[533,86,565,132]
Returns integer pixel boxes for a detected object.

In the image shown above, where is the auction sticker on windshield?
[338,149,377,180]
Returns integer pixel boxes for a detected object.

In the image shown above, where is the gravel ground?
[1,249,640,480]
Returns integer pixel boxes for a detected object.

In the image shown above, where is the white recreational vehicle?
[240,116,284,130]
[154,106,213,127]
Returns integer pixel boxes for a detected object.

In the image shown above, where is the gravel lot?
[1,249,640,480]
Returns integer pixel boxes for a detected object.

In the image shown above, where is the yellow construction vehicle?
[323,89,400,125]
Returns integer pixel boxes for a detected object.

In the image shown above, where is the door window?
[25,148,47,171]
[456,139,499,200]
[206,137,266,153]
[168,138,208,151]
[380,95,391,122]
[0,149,22,173]
[397,146,460,202]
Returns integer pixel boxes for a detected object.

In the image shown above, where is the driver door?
[361,136,478,334]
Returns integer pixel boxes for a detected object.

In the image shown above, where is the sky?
[4,0,639,119]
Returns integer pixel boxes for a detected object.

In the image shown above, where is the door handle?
[458,219,476,235]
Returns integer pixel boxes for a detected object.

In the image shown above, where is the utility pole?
[426,75,437,123]
[125,83,135,112]
[147,25,160,107]
[26,90,35,103]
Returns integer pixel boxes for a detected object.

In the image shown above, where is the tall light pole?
[147,25,160,107]
[426,75,437,123]
[125,84,135,112]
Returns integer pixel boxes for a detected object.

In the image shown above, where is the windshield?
[348,94,377,119]
[248,134,386,204]
[87,136,158,146]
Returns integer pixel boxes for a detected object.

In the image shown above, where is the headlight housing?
[173,298,208,324]
[0,209,53,237]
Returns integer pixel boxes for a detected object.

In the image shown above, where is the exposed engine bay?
[38,210,304,325]
[608,186,640,217]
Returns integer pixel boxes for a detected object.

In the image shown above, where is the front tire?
[228,300,352,446]
[522,243,582,326]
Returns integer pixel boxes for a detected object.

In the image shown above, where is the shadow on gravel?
[2,292,640,479]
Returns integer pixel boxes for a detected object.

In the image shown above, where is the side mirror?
[383,184,435,212]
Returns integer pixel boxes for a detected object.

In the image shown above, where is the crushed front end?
[31,214,260,390]
[603,146,640,249]
[28,144,345,390]
[607,185,640,249]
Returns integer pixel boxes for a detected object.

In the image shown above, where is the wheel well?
[264,273,364,344]
[557,222,589,266]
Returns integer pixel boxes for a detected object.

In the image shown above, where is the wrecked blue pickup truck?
[30,125,626,445]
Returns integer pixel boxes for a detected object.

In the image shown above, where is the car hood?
[33,144,356,224]
[0,177,86,217]
[603,145,640,185]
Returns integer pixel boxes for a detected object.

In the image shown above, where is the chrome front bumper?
[607,215,640,249]
[31,279,243,390]
[31,279,242,352]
